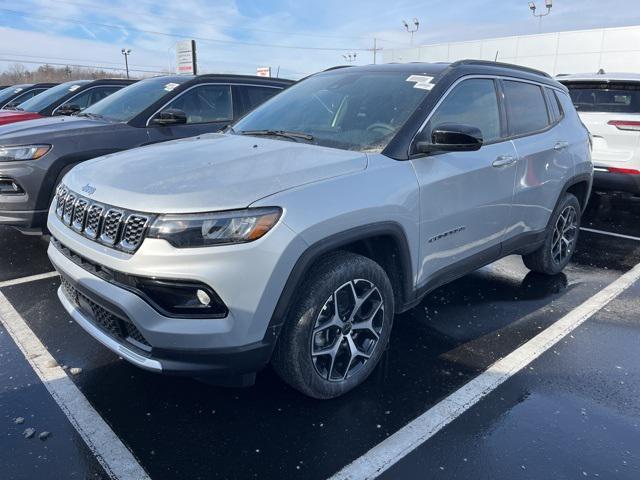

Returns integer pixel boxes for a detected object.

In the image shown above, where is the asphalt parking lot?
[1,193,639,480]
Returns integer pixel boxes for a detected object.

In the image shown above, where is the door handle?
[554,141,569,151]
[492,155,516,168]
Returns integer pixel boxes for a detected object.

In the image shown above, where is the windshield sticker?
[406,75,435,90]
[164,82,180,92]
[68,84,82,92]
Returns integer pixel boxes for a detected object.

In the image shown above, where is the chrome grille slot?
[54,186,153,253]
[84,204,104,239]
[63,193,76,224]
[100,210,124,245]
[121,215,149,251]
[72,198,89,231]
[55,186,68,217]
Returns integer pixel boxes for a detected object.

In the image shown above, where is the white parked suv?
[559,72,640,195]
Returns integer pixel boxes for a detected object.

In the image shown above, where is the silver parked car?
[47,61,592,398]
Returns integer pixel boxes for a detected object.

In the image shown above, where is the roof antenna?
[597,68,606,75]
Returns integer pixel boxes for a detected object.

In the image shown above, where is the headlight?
[147,207,282,248]
[0,145,51,162]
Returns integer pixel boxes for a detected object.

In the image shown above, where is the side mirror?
[151,108,187,126]
[55,104,82,116]
[415,123,483,154]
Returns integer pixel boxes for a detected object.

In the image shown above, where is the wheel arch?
[267,221,415,335]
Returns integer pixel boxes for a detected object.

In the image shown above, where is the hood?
[64,133,368,213]
[0,110,43,125]
[0,115,111,141]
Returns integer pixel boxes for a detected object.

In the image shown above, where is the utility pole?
[402,18,420,46]
[369,38,383,64]
[528,0,553,33]
[121,48,132,79]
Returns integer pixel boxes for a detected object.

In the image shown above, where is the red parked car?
[0,78,135,126]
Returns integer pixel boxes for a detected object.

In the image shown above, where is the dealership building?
[382,25,640,76]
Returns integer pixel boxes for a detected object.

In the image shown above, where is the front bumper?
[593,170,640,194]
[47,207,307,376]
[49,241,279,376]
[0,207,48,230]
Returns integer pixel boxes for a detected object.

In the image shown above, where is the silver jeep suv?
[47,61,592,399]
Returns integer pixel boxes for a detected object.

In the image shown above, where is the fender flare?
[267,221,415,332]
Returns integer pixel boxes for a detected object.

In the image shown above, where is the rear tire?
[272,251,394,399]
[523,193,581,275]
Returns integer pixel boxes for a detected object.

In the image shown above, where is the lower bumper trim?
[57,287,163,372]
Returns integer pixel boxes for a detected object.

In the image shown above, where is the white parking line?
[0,271,59,289]
[0,291,150,480]
[581,227,640,242]
[329,261,640,480]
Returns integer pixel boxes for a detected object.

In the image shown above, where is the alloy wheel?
[551,205,578,265]
[310,279,385,382]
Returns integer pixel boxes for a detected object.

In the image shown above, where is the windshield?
[565,82,640,113]
[16,80,90,112]
[0,84,31,104]
[81,76,190,122]
[233,71,433,152]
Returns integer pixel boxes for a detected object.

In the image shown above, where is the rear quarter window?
[503,80,550,136]
[564,82,640,113]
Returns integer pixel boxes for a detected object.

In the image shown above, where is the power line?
[0,57,165,75]
[0,51,165,70]
[0,8,371,52]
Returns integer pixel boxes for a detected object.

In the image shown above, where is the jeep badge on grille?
[82,184,96,195]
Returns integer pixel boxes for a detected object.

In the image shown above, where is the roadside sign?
[256,67,271,77]
[176,40,197,75]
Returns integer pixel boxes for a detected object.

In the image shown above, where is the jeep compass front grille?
[54,186,153,253]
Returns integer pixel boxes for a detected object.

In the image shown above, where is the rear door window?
[503,80,550,136]
[62,86,122,110]
[239,86,281,116]
[563,82,640,113]
[163,84,232,124]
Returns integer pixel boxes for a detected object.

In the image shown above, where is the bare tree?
[0,63,128,85]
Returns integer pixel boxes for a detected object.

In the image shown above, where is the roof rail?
[323,65,354,72]
[450,59,552,78]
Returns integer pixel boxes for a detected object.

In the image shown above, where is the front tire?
[523,193,581,275]
[272,251,394,399]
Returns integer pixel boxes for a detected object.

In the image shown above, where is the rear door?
[563,80,640,172]
[503,79,574,236]
[411,77,518,286]
[146,83,234,143]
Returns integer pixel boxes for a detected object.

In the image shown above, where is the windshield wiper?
[239,129,314,142]
[76,112,104,120]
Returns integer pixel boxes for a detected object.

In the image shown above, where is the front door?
[410,77,518,288]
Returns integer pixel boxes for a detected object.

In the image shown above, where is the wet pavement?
[0,193,639,480]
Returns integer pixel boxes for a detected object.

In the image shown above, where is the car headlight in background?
[0,145,52,162]
[148,207,282,248]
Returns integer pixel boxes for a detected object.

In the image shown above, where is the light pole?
[402,18,420,46]
[121,48,132,79]
[342,53,357,64]
[528,0,553,33]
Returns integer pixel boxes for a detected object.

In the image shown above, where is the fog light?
[196,289,211,306]
[0,178,23,194]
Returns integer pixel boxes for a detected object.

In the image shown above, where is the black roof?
[318,60,564,89]
[137,74,294,86]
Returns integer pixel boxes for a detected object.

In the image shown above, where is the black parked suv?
[0,83,58,109]
[0,74,293,233]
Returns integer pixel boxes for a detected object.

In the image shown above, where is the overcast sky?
[0,0,639,79]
